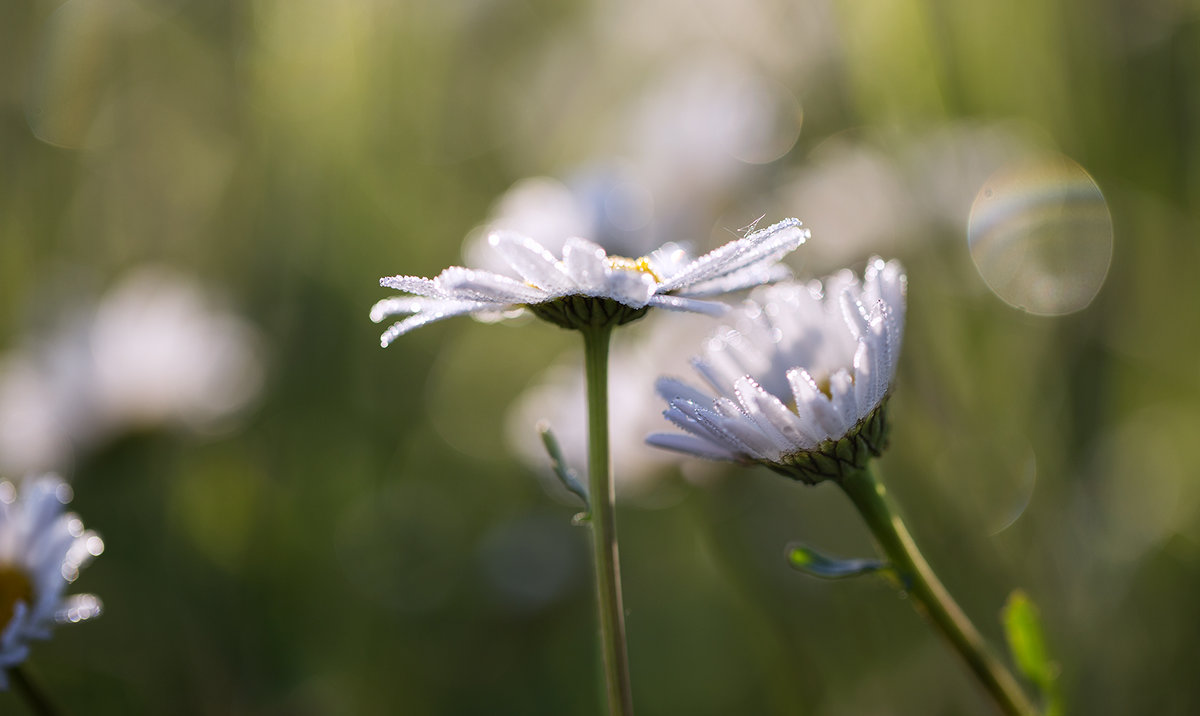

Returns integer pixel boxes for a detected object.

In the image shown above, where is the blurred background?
[0,0,1197,713]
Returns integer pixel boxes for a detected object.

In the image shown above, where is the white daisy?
[647,257,906,484]
[0,475,103,685]
[371,217,808,345]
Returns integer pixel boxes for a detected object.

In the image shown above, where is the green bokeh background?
[2,0,1198,714]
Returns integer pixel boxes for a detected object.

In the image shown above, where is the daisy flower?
[0,475,103,685]
[370,217,808,345]
[647,257,906,484]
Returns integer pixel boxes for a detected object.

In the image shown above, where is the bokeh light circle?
[967,154,1113,315]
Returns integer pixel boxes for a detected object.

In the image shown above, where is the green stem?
[582,325,635,716]
[8,665,61,716]
[839,467,1037,716]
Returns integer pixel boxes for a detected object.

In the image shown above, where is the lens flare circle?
[968,155,1113,315]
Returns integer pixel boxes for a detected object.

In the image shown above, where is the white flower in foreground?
[371,217,808,344]
[647,258,906,484]
[0,475,102,684]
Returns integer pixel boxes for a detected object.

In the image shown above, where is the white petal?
[786,368,844,440]
[561,237,608,291]
[734,376,819,451]
[656,218,807,293]
[371,297,476,323]
[647,294,730,316]
[643,243,692,281]
[677,263,793,298]
[379,275,447,297]
[600,269,657,307]
[851,340,876,418]
[707,396,781,459]
[655,377,716,407]
[377,300,492,346]
[435,266,548,304]
[672,400,764,457]
[839,290,872,342]
[645,433,738,461]
[828,369,857,426]
[487,231,574,293]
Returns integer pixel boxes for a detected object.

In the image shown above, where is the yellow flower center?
[814,374,834,400]
[604,256,662,282]
[0,564,33,630]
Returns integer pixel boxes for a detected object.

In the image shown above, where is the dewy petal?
[645,432,738,461]
[827,369,856,427]
[380,275,449,298]
[666,401,756,456]
[643,243,692,281]
[678,262,793,298]
[786,367,843,440]
[655,376,718,407]
[435,266,549,304]
[371,296,474,323]
[851,340,876,419]
[377,299,494,346]
[487,231,575,293]
[561,237,609,291]
[600,269,657,307]
[839,290,872,343]
[734,376,819,451]
[655,218,808,294]
[647,294,730,316]
[706,397,781,459]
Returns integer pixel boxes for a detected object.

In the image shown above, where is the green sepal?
[527,295,648,331]
[786,542,889,580]
[768,398,892,485]
[1002,589,1063,716]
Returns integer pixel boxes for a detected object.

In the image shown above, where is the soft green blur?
[1,0,1198,714]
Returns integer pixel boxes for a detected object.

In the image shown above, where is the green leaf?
[1002,589,1063,716]
[786,542,888,579]
[538,421,590,512]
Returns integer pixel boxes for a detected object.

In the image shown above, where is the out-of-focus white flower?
[0,267,264,475]
[88,269,263,431]
[371,217,808,344]
[648,258,906,484]
[772,124,1042,270]
[0,475,102,685]
[622,56,801,196]
[463,169,659,277]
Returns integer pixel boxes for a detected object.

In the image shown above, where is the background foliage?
[1,0,1198,714]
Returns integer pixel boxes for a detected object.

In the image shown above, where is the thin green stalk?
[8,665,61,716]
[582,325,635,716]
[838,467,1037,716]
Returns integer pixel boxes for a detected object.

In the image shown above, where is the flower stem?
[8,665,61,716]
[838,467,1037,716]
[581,325,635,716]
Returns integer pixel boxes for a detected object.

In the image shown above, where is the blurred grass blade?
[786,542,888,579]
[1002,589,1063,716]
[538,420,590,511]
